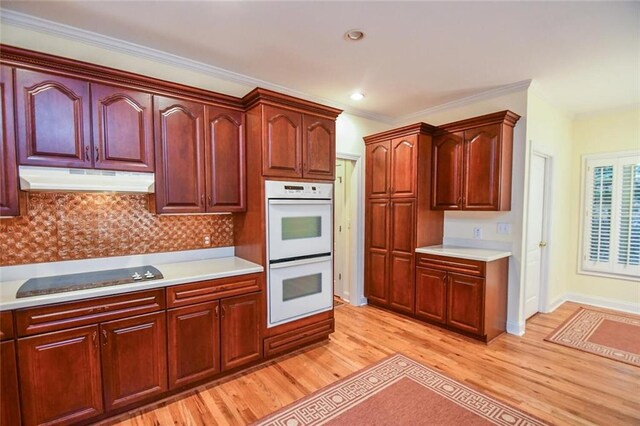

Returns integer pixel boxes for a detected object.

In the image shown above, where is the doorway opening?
[524,151,552,320]
[334,157,357,303]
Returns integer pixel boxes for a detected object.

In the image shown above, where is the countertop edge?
[415,247,512,262]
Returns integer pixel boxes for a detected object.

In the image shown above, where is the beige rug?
[545,307,640,367]
[253,354,546,426]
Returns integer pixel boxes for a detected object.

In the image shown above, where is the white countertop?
[415,245,511,262]
[0,255,263,311]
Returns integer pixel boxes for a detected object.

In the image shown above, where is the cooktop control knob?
[132,272,143,281]
[144,271,154,279]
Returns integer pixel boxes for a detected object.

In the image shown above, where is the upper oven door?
[268,199,332,261]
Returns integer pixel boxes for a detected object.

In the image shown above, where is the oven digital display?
[281,217,322,240]
[282,273,322,301]
[284,185,304,191]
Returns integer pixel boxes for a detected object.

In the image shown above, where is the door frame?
[336,152,365,306]
[524,150,553,319]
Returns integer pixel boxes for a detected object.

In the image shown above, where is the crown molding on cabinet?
[0,9,394,124]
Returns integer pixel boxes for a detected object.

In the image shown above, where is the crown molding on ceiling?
[0,9,396,124]
[393,79,533,125]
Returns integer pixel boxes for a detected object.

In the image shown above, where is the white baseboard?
[564,293,640,314]
[506,320,525,336]
[541,295,567,313]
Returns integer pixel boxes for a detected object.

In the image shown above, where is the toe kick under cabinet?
[415,253,509,342]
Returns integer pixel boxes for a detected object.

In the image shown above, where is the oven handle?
[269,255,332,269]
[268,199,332,205]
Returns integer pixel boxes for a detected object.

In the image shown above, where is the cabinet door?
[365,200,390,304]
[91,83,154,172]
[431,132,464,209]
[390,135,417,197]
[1,341,21,426]
[262,105,302,178]
[154,96,205,214]
[415,267,447,323]
[0,66,19,217]
[303,114,335,180]
[447,273,484,335]
[389,200,415,313]
[167,301,220,389]
[101,312,167,411]
[205,105,245,212]
[463,125,501,210]
[18,325,103,426]
[365,141,390,198]
[220,293,262,371]
[15,69,91,168]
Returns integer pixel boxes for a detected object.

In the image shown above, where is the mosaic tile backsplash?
[0,192,233,266]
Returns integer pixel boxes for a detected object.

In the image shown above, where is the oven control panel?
[265,180,333,199]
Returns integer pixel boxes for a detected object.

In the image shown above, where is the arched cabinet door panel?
[205,106,246,212]
[366,141,391,198]
[0,66,19,217]
[91,83,154,172]
[153,95,205,214]
[431,131,464,210]
[463,125,501,210]
[15,69,91,168]
[390,135,417,197]
[262,105,302,178]
[303,114,335,180]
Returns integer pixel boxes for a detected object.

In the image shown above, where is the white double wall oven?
[265,180,333,327]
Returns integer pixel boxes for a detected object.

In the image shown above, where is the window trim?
[578,150,640,282]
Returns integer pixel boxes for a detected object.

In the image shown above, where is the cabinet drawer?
[415,253,485,277]
[167,274,261,308]
[16,289,165,337]
[264,318,334,358]
[0,311,14,341]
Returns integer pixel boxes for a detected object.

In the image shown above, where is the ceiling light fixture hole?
[344,29,365,41]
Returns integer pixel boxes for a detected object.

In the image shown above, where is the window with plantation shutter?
[581,152,640,279]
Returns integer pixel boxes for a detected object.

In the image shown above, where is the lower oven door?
[268,255,333,327]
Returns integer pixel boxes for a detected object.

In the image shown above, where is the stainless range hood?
[19,166,155,193]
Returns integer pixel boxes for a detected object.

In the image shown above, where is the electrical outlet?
[497,223,511,234]
[203,235,211,246]
[473,227,482,239]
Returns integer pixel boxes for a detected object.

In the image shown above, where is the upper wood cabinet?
[366,135,418,198]
[205,105,246,212]
[154,95,206,214]
[91,83,154,172]
[303,114,335,180]
[263,105,303,178]
[15,69,92,168]
[220,292,262,371]
[0,66,19,217]
[366,141,390,198]
[431,111,520,211]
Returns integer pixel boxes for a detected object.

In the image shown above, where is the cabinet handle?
[215,305,219,317]
[95,147,99,162]
[92,331,97,347]
[102,329,108,345]
[85,146,90,162]
[207,195,212,206]
[201,194,205,206]
[221,305,226,318]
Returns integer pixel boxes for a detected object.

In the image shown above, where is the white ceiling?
[1,1,638,120]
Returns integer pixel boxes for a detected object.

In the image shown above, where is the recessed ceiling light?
[350,92,365,101]
[344,29,365,41]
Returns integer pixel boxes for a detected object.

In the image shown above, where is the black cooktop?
[16,265,164,298]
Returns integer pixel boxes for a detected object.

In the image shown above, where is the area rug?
[253,354,546,426]
[545,307,640,367]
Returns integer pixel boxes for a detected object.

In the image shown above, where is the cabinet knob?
[95,147,99,162]
[102,329,108,345]
[85,146,90,162]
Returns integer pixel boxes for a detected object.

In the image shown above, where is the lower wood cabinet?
[1,340,21,426]
[100,312,167,411]
[447,273,484,335]
[17,325,104,426]
[167,301,221,389]
[415,267,447,323]
[221,293,262,371]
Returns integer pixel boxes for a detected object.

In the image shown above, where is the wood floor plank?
[100,302,640,425]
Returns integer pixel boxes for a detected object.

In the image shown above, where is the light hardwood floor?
[102,302,640,425]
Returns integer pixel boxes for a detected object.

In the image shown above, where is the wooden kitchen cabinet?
[388,199,416,313]
[365,200,390,304]
[0,66,19,217]
[447,272,484,335]
[167,301,221,389]
[153,95,206,214]
[366,141,390,198]
[205,105,246,212]
[18,325,104,426]
[390,135,418,198]
[1,340,21,426]
[415,267,447,323]
[221,293,262,371]
[15,68,92,169]
[100,311,167,411]
[431,111,520,211]
[91,83,154,172]
[262,105,303,178]
[302,114,335,180]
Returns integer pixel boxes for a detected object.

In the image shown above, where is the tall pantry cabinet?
[364,124,444,314]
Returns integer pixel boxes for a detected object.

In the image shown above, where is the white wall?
[396,90,530,334]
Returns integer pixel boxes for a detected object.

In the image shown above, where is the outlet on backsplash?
[473,227,483,239]
[204,235,211,246]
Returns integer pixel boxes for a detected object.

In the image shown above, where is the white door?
[524,153,548,318]
[334,160,346,298]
